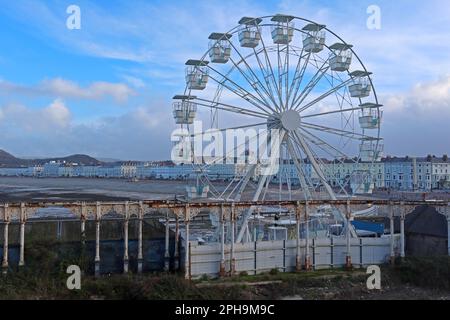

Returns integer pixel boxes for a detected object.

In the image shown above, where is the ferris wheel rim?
[176,13,382,202]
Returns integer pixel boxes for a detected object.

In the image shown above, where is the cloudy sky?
[0,0,449,160]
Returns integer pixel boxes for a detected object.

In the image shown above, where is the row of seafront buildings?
[0,155,449,192]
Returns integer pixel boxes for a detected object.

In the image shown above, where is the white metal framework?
[173,14,383,242]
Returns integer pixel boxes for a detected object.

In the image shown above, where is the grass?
[1,240,449,300]
[393,256,450,290]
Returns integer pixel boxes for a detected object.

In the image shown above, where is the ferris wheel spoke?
[291,59,330,111]
[227,55,277,114]
[302,106,365,119]
[299,127,355,161]
[285,137,311,200]
[276,44,287,110]
[192,98,269,119]
[256,25,284,110]
[218,169,248,201]
[252,47,280,111]
[227,42,279,112]
[291,130,336,200]
[278,44,290,111]
[290,137,320,195]
[204,65,272,115]
[323,73,354,107]
[303,139,350,197]
[284,44,290,110]
[298,129,353,196]
[230,164,258,201]
[301,122,378,140]
[197,127,266,171]
[277,45,282,106]
[253,48,279,111]
[288,50,311,109]
[296,77,354,113]
[235,125,285,243]
[188,122,267,138]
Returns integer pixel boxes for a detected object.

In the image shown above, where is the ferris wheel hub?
[280,110,301,131]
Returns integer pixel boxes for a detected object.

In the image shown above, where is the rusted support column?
[295,202,302,272]
[389,202,395,265]
[164,211,170,272]
[400,202,405,259]
[80,202,86,246]
[304,202,311,271]
[19,203,26,267]
[345,200,352,269]
[94,202,101,277]
[446,204,450,256]
[447,215,450,256]
[2,204,9,274]
[184,204,191,280]
[123,201,129,274]
[219,204,226,277]
[174,214,180,271]
[138,201,144,273]
[230,203,236,276]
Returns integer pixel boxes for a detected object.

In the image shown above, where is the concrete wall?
[189,236,399,278]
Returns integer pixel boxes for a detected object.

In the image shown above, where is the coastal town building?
[1,155,449,193]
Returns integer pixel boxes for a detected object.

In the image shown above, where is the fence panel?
[189,236,395,278]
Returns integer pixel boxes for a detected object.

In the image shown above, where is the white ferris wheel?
[172,14,383,211]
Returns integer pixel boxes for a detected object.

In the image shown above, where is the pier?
[1,200,448,278]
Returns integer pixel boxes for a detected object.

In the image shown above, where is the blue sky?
[0,0,449,160]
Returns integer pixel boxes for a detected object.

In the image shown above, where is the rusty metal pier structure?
[1,200,449,278]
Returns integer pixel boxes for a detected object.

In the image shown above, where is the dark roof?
[381,205,448,238]
[382,155,449,163]
[405,205,448,238]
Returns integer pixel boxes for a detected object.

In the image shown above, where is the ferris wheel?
[172,14,383,239]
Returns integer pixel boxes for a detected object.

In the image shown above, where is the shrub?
[269,268,279,276]
[395,256,450,290]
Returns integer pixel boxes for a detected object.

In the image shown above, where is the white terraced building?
[383,155,450,191]
[431,156,450,189]
[0,155,449,192]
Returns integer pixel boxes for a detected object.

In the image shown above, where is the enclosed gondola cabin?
[208,33,232,64]
[359,138,384,162]
[271,14,294,45]
[358,103,382,130]
[349,70,372,98]
[329,43,353,72]
[350,170,374,195]
[238,17,262,48]
[172,95,197,125]
[185,60,209,90]
[302,23,326,53]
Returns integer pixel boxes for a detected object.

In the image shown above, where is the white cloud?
[43,99,71,128]
[0,78,135,103]
[78,41,153,63]
[0,99,174,160]
[378,75,450,156]
[384,75,450,113]
[0,99,71,133]
[121,75,146,89]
